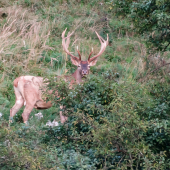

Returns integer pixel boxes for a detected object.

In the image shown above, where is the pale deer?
[10,29,109,124]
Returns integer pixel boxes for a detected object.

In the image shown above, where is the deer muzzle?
[82,70,88,76]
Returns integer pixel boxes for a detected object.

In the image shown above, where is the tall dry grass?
[0,6,54,76]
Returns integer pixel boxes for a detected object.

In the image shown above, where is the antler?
[62,28,80,61]
[77,46,81,60]
[88,31,109,62]
[88,48,93,61]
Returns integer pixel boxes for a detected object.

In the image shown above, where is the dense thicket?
[45,71,170,169]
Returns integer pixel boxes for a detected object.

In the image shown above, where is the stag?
[10,29,109,124]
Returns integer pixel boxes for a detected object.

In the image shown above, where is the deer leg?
[22,81,39,123]
[10,87,24,122]
[60,105,68,124]
[22,104,35,124]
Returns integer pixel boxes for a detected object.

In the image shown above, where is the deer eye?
[78,65,81,67]
[88,65,90,69]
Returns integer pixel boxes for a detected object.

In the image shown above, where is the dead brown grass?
[0,6,53,76]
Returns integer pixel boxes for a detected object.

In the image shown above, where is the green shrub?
[43,71,169,169]
[110,0,170,52]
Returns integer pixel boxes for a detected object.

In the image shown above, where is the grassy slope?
[0,0,146,118]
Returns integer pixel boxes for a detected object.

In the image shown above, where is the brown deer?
[10,29,109,124]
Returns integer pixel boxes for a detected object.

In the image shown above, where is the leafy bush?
[43,70,169,169]
[138,82,170,159]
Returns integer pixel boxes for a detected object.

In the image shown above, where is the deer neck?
[72,68,82,84]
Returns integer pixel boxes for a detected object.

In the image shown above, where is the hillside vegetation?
[0,0,170,169]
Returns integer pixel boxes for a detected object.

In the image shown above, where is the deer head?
[62,28,109,77]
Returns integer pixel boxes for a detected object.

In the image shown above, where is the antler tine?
[88,47,93,61]
[62,28,79,61]
[77,46,81,60]
[88,32,109,61]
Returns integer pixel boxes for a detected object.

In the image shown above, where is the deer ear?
[71,57,80,66]
[88,58,98,66]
